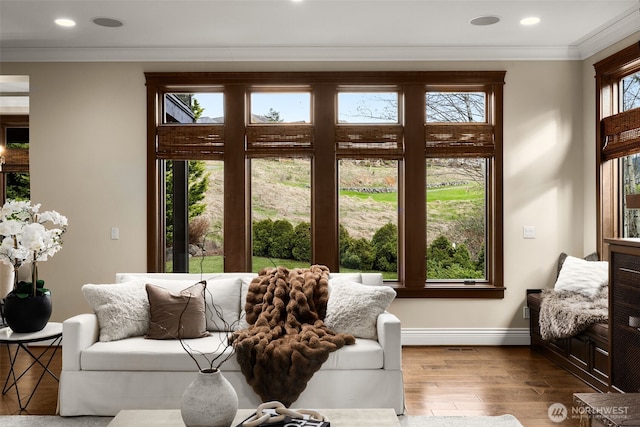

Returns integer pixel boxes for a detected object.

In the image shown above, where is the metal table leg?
[2,335,62,410]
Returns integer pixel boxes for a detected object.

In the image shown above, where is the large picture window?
[595,43,640,255]
[146,72,505,298]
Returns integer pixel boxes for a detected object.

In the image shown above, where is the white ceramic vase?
[181,368,238,427]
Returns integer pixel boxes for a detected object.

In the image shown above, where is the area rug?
[0,414,524,426]
[399,414,523,427]
[0,416,112,426]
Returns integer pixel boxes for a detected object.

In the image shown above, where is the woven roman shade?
[2,147,29,173]
[335,125,403,157]
[246,125,314,154]
[156,124,224,160]
[601,108,640,161]
[424,123,494,157]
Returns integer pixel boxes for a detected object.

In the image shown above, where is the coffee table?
[108,408,401,426]
[573,393,640,426]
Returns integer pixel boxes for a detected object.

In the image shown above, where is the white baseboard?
[401,327,531,346]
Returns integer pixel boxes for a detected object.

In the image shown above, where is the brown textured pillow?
[145,282,210,340]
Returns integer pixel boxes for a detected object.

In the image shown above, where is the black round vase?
[4,291,52,333]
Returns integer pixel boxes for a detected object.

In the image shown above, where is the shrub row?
[252,219,484,278]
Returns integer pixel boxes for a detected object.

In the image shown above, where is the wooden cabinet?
[606,238,640,393]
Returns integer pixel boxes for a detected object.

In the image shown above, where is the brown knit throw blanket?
[231,265,355,406]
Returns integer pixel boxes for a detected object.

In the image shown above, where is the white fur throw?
[324,281,396,340]
[539,286,608,340]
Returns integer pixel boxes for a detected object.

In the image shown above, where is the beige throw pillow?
[145,282,210,340]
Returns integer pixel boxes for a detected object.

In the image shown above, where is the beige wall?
[2,33,638,329]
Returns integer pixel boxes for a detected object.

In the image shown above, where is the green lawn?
[340,184,483,204]
[427,185,484,202]
[168,255,397,280]
[340,190,397,204]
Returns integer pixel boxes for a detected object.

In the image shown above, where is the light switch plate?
[523,225,536,239]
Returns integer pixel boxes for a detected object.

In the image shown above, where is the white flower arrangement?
[0,200,68,297]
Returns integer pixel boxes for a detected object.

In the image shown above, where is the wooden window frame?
[146,71,505,298]
[0,115,30,203]
[595,42,640,258]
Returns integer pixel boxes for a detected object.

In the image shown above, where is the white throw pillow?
[82,280,149,342]
[324,281,396,340]
[204,277,243,331]
[553,255,609,297]
[238,277,253,330]
[327,273,363,296]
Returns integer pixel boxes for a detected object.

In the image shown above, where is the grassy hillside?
[176,158,484,273]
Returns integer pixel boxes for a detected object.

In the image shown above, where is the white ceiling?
[0,0,639,62]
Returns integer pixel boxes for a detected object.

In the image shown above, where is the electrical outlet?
[523,306,530,319]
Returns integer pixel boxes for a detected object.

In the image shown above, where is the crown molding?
[0,45,584,63]
[1,9,638,63]
[576,5,640,59]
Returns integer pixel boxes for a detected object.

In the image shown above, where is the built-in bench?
[527,291,609,392]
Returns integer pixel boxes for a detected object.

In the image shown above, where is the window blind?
[601,108,640,161]
[424,123,495,157]
[156,124,224,160]
[335,125,403,158]
[2,147,29,173]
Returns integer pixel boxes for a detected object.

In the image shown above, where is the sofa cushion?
[145,282,209,340]
[204,276,244,331]
[239,277,253,330]
[325,281,396,340]
[328,273,362,285]
[81,333,240,372]
[81,280,148,342]
[79,335,383,372]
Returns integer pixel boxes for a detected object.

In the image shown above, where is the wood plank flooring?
[403,346,596,427]
[0,344,61,416]
[0,345,597,426]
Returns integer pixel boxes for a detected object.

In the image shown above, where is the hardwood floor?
[403,346,596,427]
[0,345,597,426]
[0,344,61,416]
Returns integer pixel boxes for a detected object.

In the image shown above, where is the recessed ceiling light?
[520,16,541,26]
[54,18,76,27]
[92,17,124,28]
[470,15,501,26]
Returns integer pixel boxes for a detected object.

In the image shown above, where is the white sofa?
[59,272,404,416]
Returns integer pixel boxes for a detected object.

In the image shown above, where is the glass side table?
[0,322,63,410]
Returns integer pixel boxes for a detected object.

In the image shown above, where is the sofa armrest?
[377,311,401,370]
[62,313,99,372]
